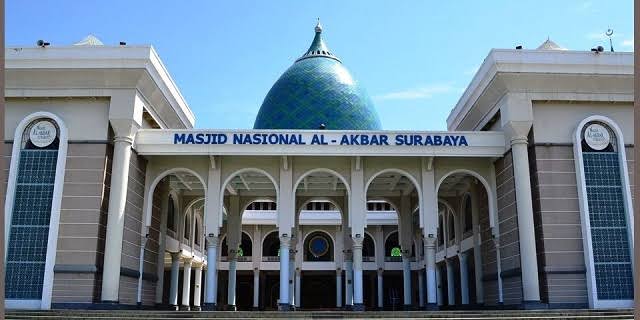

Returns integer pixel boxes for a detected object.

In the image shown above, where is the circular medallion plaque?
[308,235,329,258]
[584,123,610,151]
[29,120,57,147]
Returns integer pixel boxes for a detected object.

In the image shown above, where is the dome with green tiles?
[253,21,382,130]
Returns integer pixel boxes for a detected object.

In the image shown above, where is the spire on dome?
[74,34,104,46]
[536,38,567,50]
[296,20,340,62]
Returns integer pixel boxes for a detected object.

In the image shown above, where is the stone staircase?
[5,309,634,319]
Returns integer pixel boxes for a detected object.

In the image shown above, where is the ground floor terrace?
[96,128,543,311]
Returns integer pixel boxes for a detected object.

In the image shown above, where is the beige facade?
[3,40,634,311]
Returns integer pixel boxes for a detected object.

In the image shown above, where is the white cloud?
[579,1,592,10]
[374,84,456,101]
[621,39,634,48]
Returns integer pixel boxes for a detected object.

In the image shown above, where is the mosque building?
[3,22,634,311]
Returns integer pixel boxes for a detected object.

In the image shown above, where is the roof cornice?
[447,49,634,130]
[6,45,195,128]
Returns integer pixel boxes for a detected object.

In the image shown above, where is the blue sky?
[7,1,633,130]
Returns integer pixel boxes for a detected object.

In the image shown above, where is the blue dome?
[254,22,382,130]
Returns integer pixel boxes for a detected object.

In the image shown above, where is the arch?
[4,111,69,310]
[294,168,351,227]
[365,168,423,230]
[438,199,458,243]
[384,231,401,257]
[143,167,207,229]
[239,231,253,257]
[436,169,496,232]
[362,231,376,258]
[262,230,280,257]
[193,213,203,247]
[303,230,335,261]
[461,192,473,233]
[294,168,351,197]
[296,197,345,227]
[183,197,205,245]
[166,193,178,233]
[220,168,279,227]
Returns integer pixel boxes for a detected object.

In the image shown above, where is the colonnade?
[98,128,542,310]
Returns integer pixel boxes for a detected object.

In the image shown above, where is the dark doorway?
[300,272,336,309]
[383,271,403,310]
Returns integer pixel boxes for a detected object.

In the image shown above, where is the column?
[424,236,437,309]
[445,259,455,306]
[351,236,364,311]
[345,254,353,308]
[402,252,412,308]
[169,252,181,310]
[278,235,291,311]
[136,234,148,306]
[418,271,425,308]
[436,264,443,306]
[470,183,484,304]
[510,136,541,304]
[494,237,504,304]
[204,236,219,310]
[193,264,203,311]
[101,135,134,302]
[227,251,237,310]
[289,253,295,306]
[459,252,470,305]
[253,269,260,310]
[377,269,384,310]
[155,192,169,305]
[336,270,343,308]
[181,258,193,310]
[295,269,301,308]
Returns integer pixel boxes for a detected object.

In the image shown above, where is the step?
[5,309,635,320]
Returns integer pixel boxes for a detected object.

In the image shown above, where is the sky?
[7,1,634,130]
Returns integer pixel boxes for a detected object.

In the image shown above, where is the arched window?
[167,196,176,232]
[384,232,400,257]
[575,117,634,307]
[448,213,455,242]
[240,232,253,257]
[362,233,375,257]
[5,115,67,308]
[262,231,280,257]
[194,220,200,246]
[463,194,473,233]
[184,214,190,240]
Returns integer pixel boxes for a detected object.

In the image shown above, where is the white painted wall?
[6,98,110,141]
[533,102,634,144]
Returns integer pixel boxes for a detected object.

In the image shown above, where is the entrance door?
[300,272,336,309]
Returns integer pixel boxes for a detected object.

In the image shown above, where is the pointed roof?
[536,38,566,50]
[296,19,341,62]
[74,34,104,46]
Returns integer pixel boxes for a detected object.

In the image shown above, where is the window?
[463,194,473,233]
[448,213,455,241]
[167,196,176,232]
[575,118,634,306]
[6,117,62,302]
[184,214,190,240]
[194,222,200,246]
